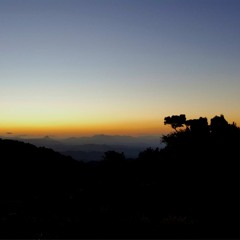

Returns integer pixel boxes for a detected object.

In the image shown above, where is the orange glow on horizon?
[0,119,172,138]
[1,114,239,138]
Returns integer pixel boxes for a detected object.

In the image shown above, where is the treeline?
[0,114,239,238]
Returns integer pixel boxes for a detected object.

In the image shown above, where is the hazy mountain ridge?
[5,134,164,161]
[60,144,148,161]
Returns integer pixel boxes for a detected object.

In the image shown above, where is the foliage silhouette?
[164,114,186,131]
[161,114,240,231]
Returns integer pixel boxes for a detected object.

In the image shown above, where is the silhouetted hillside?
[0,139,84,238]
[1,115,240,238]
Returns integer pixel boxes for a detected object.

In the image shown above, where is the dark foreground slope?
[0,116,240,239]
[0,139,85,238]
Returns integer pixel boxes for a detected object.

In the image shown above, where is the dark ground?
[0,116,240,238]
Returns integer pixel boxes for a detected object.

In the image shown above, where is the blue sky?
[1,0,240,136]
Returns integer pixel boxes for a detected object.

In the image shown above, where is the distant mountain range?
[3,134,164,161]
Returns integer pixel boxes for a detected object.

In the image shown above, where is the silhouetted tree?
[186,117,208,133]
[210,114,228,135]
[164,114,186,132]
[138,147,160,161]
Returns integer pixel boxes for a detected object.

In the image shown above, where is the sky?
[1,0,240,137]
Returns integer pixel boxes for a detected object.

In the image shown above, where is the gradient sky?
[1,0,240,137]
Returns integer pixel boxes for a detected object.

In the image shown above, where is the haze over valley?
[2,134,163,161]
